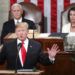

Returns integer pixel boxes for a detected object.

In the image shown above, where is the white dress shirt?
[14,17,22,25]
[17,38,29,67]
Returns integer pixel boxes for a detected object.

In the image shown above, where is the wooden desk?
[1,38,75,75]
[43,51,75,75]
[3,38,64,51]
[34,38,75,75]
[35,38,64,51]
[0,70,44,75]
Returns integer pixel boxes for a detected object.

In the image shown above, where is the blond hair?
[15,22,29,29]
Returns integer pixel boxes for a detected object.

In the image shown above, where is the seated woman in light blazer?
[62,7,75,33]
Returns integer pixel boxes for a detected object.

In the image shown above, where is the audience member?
[62,7,75,33]
[1,3,36,44]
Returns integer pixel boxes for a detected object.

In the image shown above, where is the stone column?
[0,0,10,35]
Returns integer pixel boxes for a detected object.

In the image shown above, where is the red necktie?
[21,41,26,64]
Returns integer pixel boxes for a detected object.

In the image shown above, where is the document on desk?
[17,69,44,74]
[17,69,33,72]
[35,33,64,39]
[0,70,15,74]
[49,33,68,38]
[36,33,50,38]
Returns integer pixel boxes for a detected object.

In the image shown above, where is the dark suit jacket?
[0,39,51,70]
[1,18,36,44]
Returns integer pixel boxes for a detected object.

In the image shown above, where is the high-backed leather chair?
[20,2,42,32]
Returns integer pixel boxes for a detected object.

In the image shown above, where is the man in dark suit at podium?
[0,22,59,70]
[1,3,36,44]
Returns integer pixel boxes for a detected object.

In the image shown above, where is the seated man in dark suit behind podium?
[1,3,36,44]
[0,22,60,70]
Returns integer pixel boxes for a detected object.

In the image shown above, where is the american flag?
[10,0,75,33]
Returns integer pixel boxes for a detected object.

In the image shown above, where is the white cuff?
[49,56,55,62]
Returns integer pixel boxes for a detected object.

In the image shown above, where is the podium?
[2,33,75,75]
[0,70,44,75]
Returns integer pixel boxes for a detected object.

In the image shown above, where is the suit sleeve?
[38,43,53,65]
[29,21,36,29]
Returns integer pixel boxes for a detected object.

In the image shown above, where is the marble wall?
[0,0,10,35]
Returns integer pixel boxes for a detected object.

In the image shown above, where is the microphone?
[15,43,22,73]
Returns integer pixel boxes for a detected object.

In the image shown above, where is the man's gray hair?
[11,3,23,10]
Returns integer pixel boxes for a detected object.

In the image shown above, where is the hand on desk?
[47,44,60,61]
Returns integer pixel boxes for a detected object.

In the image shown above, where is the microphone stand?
[33,23,37,39]
[33,28,34,39]
[15,54,18,74]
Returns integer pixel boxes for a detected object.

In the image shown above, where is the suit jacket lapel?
[22,18,25,22]
[27,39,33,55]
[13,39,23,68]
[10,19,15,32]
[12,19,15,25]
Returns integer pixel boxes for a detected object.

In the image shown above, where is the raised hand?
[47,44,60,59]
